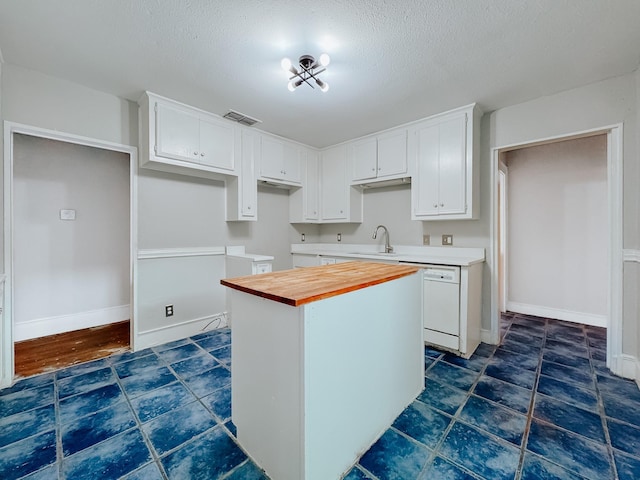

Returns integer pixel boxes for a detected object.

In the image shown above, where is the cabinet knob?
[194,152,198,156]
[440,203,444,207]
[247,205,251,210]
[378,167,381,171]
[433,204,438,208]
[200,152,205,157]
[371,168,376,171]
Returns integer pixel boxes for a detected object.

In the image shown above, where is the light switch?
[60,209,76,220]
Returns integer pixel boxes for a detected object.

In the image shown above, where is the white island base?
[229,272,423,480]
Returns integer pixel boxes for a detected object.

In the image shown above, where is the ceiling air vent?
[223,110,261,127]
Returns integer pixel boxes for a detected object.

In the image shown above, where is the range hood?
[356,177,411,189]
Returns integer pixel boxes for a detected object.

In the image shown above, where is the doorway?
[500,135,608,326]
[2,123,138,387]
[491,125,623,377]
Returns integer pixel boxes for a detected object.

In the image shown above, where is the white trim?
[2,122,138,388]
[136,312,228,350]
[137,247,226,260]
[636,358,640,390]
[14,305,130,342]
[623,249,640,263]
[506,302,607,328]
[489,124,624,376]
[480,328,494,344]
[617,354,639,381]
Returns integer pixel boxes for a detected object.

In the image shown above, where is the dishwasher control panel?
[423,266,460,283]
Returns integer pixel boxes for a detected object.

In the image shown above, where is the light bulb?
[319,53,330,67]
[281,58,292,71]
[287,81,296,92]
[316,78,329,92]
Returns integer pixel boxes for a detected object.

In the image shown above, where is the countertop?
[291,243,485,267]
[221,262,420,307]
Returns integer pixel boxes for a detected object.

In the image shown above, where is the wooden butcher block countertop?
[221,261,420,307]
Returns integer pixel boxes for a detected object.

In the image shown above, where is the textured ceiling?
[0,0,639,147]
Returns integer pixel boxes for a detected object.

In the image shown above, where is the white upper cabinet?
[411,104,479,220]
[290,148,320,223]
[259,135,302,186]
[226,129,258,221]
[154,96,235,171]
[350,129,408,184]
[320,145,363,223]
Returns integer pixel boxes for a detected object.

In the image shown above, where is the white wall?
[505,135,607,325]
[489,72,638,356]
[13,134,130,339]
[2,64,299,351]
[317,185,423,247]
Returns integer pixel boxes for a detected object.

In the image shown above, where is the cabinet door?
[350,137,377,181]
[414,123,441,216]
[423,280,460,336]
[240,130,258,218]
[377,129,407,178]
[320,145,348,220]
[282,142,302,183]
[305,150,320,221]
[260,136,285,179]
[155,102,200,163]
[198,116,235,171]
[437,115,467,215]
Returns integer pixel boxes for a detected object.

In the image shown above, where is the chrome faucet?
[373,225,394,253]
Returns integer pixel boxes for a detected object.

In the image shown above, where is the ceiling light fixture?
[281,54,330,92]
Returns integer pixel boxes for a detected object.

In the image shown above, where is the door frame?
[489,124,623,376]
[1,122,138,388]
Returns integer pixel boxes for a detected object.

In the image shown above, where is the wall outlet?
[337,233,342,242]
[301,233,305,242]
[442,234,453,246]
[165,305,174,317]
[423,234,430,245]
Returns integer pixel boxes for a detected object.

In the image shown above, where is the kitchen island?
[221,262,423,480]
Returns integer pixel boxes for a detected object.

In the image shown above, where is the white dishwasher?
[423,265,460,351]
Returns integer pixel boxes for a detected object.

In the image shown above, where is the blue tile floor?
[2,313,640,479]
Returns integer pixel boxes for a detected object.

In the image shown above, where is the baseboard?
[136,312,228,350]
[480,329,495,345]
[617,354,639,382]
[14,305,130,341]
[506,302,606,327]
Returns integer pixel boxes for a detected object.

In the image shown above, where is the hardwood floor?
[14,320,130,378]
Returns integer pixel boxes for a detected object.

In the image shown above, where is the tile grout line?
[508,315,545,480]
[54,374,63,480]
[110,362,171,480]
[588,329,620,480]
[416,346,498,479]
